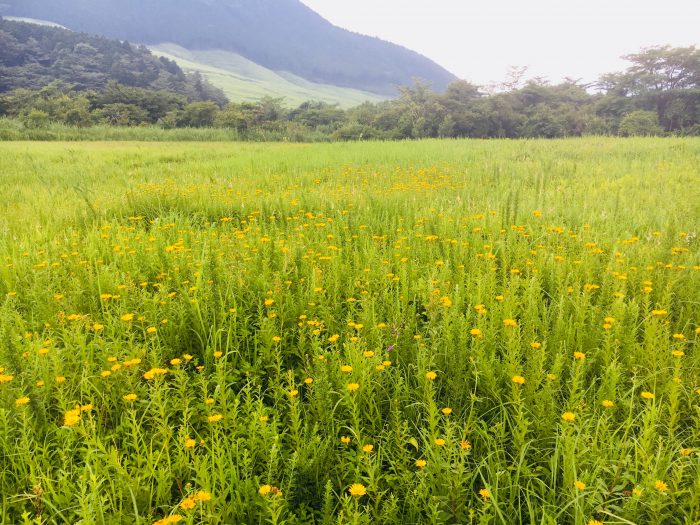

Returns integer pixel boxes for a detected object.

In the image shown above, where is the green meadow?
[0,138,698,524]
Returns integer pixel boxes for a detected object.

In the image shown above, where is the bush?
[618,110,663,136]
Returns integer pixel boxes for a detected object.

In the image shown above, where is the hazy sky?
[301,0,700,86]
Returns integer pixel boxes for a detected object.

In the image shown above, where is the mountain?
[148,44,387,108]
[0,0,457,96]
[0,18,226,104]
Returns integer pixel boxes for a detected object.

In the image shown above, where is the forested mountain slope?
[1,0,457,95]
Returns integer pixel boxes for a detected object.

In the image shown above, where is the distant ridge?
[1,0,457,95]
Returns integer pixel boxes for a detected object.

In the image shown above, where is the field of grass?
[148,44,387,108]
[0,138,698,524]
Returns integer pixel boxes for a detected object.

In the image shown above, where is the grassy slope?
[3,16,67,28]
[1,17,388,107]
[149,43,388,108]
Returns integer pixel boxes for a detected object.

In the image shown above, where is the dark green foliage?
[2,0,457,95]
[0,18,226,104]
[1,33,699,140]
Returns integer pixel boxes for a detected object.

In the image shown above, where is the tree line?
[1,32,698,139]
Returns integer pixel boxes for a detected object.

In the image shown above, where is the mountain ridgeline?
[1,0,457,95]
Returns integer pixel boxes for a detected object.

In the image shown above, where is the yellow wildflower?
[348,483,367,497]
[654,480,667,492]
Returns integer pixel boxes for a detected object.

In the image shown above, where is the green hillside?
[148,44,387,108]
[3,0,457,94]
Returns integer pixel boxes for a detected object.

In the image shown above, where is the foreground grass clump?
[0,138,698,524]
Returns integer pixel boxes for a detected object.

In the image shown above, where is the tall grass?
[0,138,698,524]
[0,118,335,142]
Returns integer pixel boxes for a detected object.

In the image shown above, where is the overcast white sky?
[301,0,700,86]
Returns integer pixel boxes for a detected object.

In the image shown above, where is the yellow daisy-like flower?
[143,368,167,380]
[207,414,223,423]
[194,491,211,502]
[123,393,137,402]
[640,391,655,400]
[415,459,427,468]
[15,397,30,407]
[479,488,490,501]
[434,438,446,446]
[654,480,667,492]
[347,383,360,392]
[503,319,517,327]
[180,497,196,510]
[340,436,351,445]
[575,480,586,490]
[530,342,542,349]
[340,365,353,373]
[185,437,196,449]
[561,412,576,422]
[328,334,340,343]
[153,515,183,525]
[259,485,272,496]
[512,375,525,385]
[63,408,81,427]
[441,407,452,415]
[470,328,482,336]
[573,351,586,360]
[601,399,614,408]
[348,483,367,497]
[425,371,437,381]
[120,313,134,322]
[362,444,374,453]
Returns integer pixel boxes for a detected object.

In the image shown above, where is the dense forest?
[1,20,698,139]
[0,19,226,105]
[1,0,456,95]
